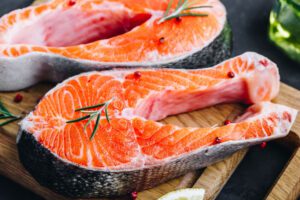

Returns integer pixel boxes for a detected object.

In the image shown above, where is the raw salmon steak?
[17,52,297,198]
[0,0,231,91]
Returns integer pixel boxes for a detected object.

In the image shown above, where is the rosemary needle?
[164,0,174,17]
[184,5,212,10]
[75,103,106,112]
[0,100,21,127]
[104,103,111,124]
[89,114,101,141]
[0,117,21,127]
[66,115,90,124]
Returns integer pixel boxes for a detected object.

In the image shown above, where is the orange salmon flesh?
[0,0,226,62]
[20,52,297,169]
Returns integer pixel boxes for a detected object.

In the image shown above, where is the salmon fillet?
[0,0,231,91]
[0,0,226,61]
[19,52,294,168]
[17,52,297,197]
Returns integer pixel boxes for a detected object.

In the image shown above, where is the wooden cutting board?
[0,1,299,200]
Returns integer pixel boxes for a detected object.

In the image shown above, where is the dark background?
[0,0,299,199]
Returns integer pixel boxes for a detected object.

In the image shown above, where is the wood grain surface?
[0,1,299,200]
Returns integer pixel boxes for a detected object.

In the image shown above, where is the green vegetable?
[269,0,300,63]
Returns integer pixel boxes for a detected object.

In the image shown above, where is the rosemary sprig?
[159,0,212,23]
[0,100,21,127]
[67,98,113,141]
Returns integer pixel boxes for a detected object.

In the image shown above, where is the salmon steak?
[17,52,297,198]
[0,0,231,91]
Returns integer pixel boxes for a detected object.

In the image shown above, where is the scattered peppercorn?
[224,119,231,125]
[133,71,142,80]
[259,59,268,67]
[159,37,165,44]
[68,0,76,6]
[260,142,267,149]
[176,17,182,22]
[283,111,292,122]
[131,191,138,200]
[227,71,235,78]
[14,93,23,103]
[214,137,221,144]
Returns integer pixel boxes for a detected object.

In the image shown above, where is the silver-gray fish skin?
[17,127,287,198]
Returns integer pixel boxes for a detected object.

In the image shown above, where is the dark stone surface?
[0,0,33,17]
[0,0,298,200]
[223,0,300,89]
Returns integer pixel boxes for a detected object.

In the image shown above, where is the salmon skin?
[17,52,297,198]
[0,0,231,91]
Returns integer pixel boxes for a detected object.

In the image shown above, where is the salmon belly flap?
[18,52,297,170]
[0,0,232,91]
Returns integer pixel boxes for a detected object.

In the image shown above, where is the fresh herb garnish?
[67,98,114,141]
[0,100,21,126]
[159,0,211,23]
